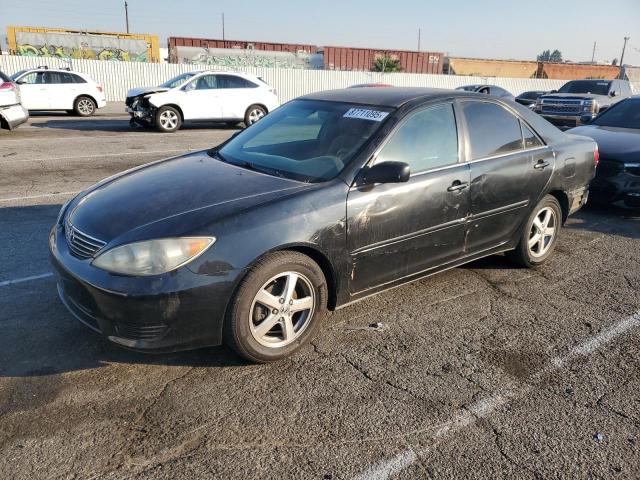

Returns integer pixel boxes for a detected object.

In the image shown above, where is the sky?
[1,0,639,65]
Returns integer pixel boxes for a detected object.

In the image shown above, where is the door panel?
[180,75,222,120]
[16,72,49,109]
[347,164,470,293]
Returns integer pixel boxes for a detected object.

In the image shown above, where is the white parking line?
[356,311,640,480]
[0,273,54,288]
[0,191,79,203]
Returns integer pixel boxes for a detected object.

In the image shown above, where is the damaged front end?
[125,94,157,126]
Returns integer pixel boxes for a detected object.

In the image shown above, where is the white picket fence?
[0,54,575,103]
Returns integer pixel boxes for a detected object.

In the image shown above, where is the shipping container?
[322,46,443,74]
[7,26,160,62]
[537,62,621,80]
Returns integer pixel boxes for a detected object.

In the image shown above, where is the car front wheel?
[224,251,327,362]
[507,194,562,267]
[155,106,182,133]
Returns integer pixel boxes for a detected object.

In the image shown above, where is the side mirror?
[361,161,410,185]
[550,89,558,93]
[184,82,196,91]
[610,90,618,97]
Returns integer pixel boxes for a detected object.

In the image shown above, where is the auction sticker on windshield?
[343,108,389,122]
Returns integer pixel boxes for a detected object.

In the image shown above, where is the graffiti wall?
[174,46,323,69]
[14,31,150,62]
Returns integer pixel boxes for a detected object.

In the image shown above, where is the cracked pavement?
[1,108,639,479]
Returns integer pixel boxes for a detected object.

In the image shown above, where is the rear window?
[0,71,10,82]
[592,98,640,129]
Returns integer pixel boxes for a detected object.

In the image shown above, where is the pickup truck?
[534,79,633,128]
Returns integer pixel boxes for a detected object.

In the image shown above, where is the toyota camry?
[50,88,597,362]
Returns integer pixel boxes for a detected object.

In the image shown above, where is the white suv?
[0,70,29,131]
[125,71,279,132]
[10,67,107,116]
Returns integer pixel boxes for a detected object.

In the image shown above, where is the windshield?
[558,80,611,95]
[591,98,640,129]
[215,99,393,182]
[9,70,28,81]
[159,73,197,89]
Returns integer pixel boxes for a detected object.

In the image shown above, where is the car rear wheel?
[244,105,266,126]
[155,106,182,133]
[507,195,562,267]
[224,251,327,362]
[73,96,96,116]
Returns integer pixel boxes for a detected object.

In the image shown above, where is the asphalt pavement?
[0,107,639,479]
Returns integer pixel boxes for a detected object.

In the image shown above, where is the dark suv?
[534,79,633,128]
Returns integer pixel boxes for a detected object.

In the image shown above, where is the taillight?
[0,81,15,91]
[594,144,600,167]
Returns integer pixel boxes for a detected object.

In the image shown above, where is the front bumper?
[0,103,29,130]
[590,162,640,207]
[50,224,243,352]
[538,113,590,129]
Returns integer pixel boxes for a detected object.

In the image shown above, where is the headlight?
[92,237,215,276]
[582,100,596,112]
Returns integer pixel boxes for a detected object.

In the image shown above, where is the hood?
[540,93,603,101]
[69,151,308,242]
[568,125,640,162]
[126,86,170,98]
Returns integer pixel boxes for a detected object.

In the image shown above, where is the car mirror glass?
[361,161,410,186]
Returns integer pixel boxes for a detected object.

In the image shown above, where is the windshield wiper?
[208,150,285,178]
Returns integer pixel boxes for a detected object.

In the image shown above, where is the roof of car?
[300,87,474,108]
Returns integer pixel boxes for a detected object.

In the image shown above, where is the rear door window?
[461,101,524,159]
[521,122,544,149]
[218,75,257,89]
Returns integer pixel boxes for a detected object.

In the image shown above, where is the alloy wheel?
[77,99,94,115]
[528,206,557,258]
[248,108,265,124]
[159,110,179,130]
[249,271,315,348]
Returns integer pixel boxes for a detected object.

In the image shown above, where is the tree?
[612,58,619,66]
[373,54,402,72]
[537,49,563,62]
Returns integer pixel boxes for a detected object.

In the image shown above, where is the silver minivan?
[0,70,29,131]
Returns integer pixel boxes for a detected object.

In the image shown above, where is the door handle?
[447,180,469,192]
[534,159,550,170]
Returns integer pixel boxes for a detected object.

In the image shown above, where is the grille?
[540,99,582,115]
[64,220,106,259]
[115,322,169,341]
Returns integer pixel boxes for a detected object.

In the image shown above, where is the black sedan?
[515,90,548,108]
[51,88,597,362]
[569,97,640,207]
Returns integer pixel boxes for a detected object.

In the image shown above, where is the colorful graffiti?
[13,31,151,62]
[16,43,148,62]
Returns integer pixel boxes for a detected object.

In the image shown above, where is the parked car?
[10,67,106,116]
[51,88,597,362]
[0,70,29,131]
[534,79,633,128]
[125,71,279,133]
[569,96,640,207]
[516,90,548,108]
[455,84,515,101]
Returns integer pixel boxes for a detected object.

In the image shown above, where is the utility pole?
[591,41,596,64]
[417,28,421,51]
[124,1,130,33]
[619,36,630,78]
[222,13,225,41]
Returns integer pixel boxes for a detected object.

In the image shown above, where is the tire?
[73,96,96,117]
[244,104,267,127]
[224,251,327,363]
[155,106,182,133]
[507,195,562,268]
